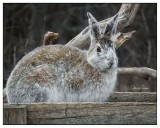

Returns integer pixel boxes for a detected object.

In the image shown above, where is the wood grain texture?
[3,92,157,125]
[25,102,156,124]
[108,92,157,102]
[3,105,27,125]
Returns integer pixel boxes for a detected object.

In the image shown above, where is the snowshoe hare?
[6,12,119,103]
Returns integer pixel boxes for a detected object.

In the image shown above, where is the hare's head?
[87,12,118,71]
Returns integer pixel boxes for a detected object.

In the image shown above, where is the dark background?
[3,3,157,92]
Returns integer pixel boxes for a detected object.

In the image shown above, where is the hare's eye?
[97,46,101,53]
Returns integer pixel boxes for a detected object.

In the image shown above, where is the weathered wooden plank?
[3,105,27,125]
[109,92,157,102]
[3,92,157,124]
[25,102,156,124]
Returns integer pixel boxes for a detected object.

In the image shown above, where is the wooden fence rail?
[3,92,157,125]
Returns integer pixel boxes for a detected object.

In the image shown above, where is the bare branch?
[114,31,136,48]
[118,67,157,79]
[66,4,140,49]
[116,4,140,30]
[43,31,59,45]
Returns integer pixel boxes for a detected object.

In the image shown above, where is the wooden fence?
[3,92,157,125]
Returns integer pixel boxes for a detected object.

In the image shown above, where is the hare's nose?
[109,61,114,68]
[110,61,114,66]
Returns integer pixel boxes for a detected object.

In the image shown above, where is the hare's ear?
[111,14,119,36]
[103,14,119,37]
[87,12,100,39]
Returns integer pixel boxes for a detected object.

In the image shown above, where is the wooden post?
[3,104,27,125]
